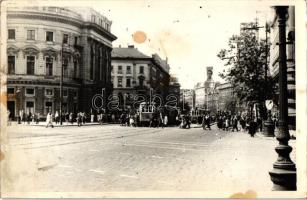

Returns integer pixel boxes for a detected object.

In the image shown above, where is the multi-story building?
[269,6,295,130]
[6,6,117,119]
[111,45,170,109]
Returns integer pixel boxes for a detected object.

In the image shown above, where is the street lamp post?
[269,6,296,191]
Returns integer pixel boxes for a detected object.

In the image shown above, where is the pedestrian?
[46,112,54,128]
[55,111,59,124]
[69,112,73,124]
[205,114,211,130]
[248,118,257,137]
[22,111,27,124]
[65,112,69,125]
[77,112,82,127]
[232,116,239,132]
[91,112,94,123]
[27,112,32,124]
[163,114,168,128]
[7,110,11,126]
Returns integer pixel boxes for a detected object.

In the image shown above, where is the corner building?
[6,6,117,118]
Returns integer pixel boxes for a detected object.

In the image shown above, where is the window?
[26,56,35,75]
[73,90,78,98]
[106,23,110,31]
[7,88,15,94]
[8,29,15,40]
[117,77,122,87]
[126,66,131,74]
[118,66,122,74]
[46,31,53,42]
[46,57,53,76]
[139,66,144,74]
[126,78,131,87]
[63,34,68,44]
[63,58,68,77]
[74,36,78,45]
[73,60,77,78]
[8,56,15,74]
[27,30,35,40]
[45,88,53,96]
[63,89,68,97]
[45,102,52,114]
[26,88,35,95]
[91,15,96,23]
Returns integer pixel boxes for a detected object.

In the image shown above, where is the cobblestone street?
[2,124,296,197]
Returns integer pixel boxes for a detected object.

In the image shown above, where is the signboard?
[265,100,274,110]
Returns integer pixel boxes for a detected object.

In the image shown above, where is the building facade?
[216,82,234,111]
[6,6,117,119]
[111,45,170,109]
[269,6,295,130]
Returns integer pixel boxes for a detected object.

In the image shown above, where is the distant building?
[194,66,219,112]
[169,75,181,107]
[269,6,295,130]
[111,45,170,109]
[216,82,234,111]
[6,6,117,119]
[180,89,195,109]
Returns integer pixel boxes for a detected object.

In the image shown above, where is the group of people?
[215,112,263,137]
[16,110,41,125]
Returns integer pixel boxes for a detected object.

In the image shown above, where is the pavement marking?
[120,152,132,155]
[120,174,138,179]
[134,140,212,147]
[89,149,100,152]
[151,155,164,159]
[123,143,201,152]
[58,164,74,168]
[88,169,105,174]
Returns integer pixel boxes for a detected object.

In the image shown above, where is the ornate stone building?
[6,6,116,118]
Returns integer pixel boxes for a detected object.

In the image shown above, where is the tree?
[217,22,276,119]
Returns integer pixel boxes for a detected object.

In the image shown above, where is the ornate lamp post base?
[269,168,296,191]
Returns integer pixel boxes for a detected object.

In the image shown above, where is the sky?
[93,0,273,89]
[23,0,274,89]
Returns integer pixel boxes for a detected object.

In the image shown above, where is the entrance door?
[7,101,15,119]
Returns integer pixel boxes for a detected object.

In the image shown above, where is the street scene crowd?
[8,107,279,138]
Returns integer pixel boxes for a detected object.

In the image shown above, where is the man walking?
[46,112,54,128]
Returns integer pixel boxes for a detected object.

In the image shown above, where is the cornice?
[8,11,117,42]
[8,11,83,28]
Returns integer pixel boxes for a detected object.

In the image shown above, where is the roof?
[112,47,151,59]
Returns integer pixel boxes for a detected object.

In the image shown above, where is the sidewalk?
[7,121,110,127]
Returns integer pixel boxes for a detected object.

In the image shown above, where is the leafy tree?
[217,23,276,119]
